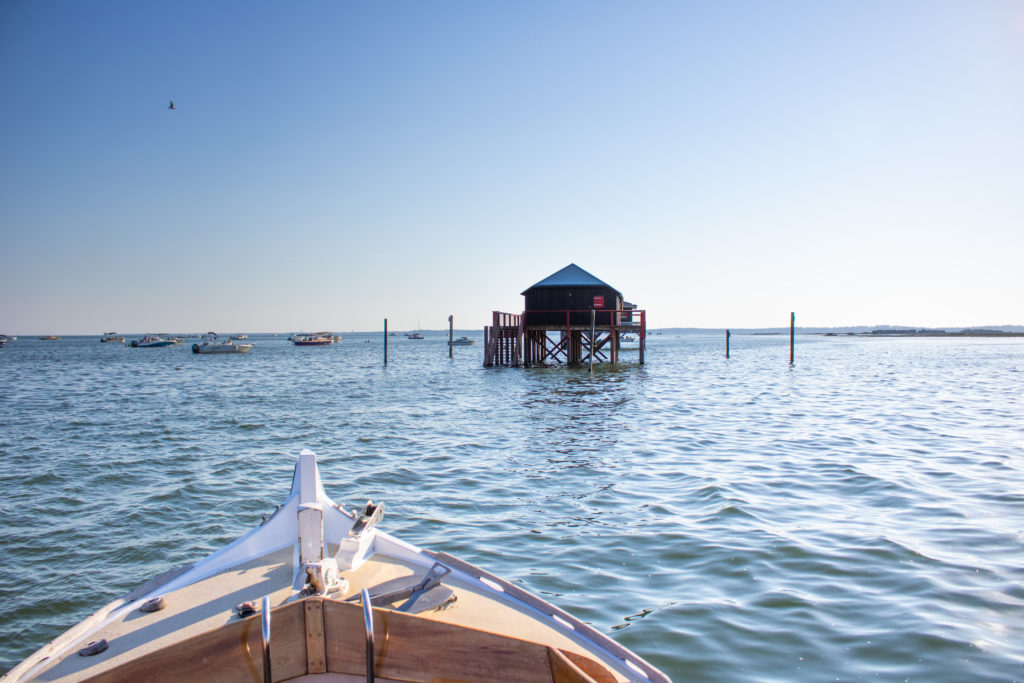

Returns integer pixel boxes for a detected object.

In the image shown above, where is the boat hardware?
[139,596,166,613]
[77,640,107,657]
[335,502,382,571]
[237,601,256,618]
[260,505,281,526]
[361,588,374,683]
[349,501,384,536]
[298,500,347,596]
[261,596,271,683]
[348,561,453,612]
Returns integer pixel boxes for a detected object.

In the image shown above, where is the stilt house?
[484,264,645,367]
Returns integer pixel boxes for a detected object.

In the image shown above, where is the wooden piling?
[639,310,645,365]
[789,312,795,365]
[448,315,454,359]
[589,310,595,372]
[726,329,730,358]
[384,318,388,366]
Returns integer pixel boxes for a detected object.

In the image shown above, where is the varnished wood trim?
[305,598,327,674]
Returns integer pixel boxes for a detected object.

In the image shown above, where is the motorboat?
[4,450,667,682]
[100,332,125,343]
[192,337,254,354]
[230,334,248,340]
[293,334,333,346]
[406,332,424,340]
[449,336,477,346]
[130,335,176,348]
[39,336,60,340]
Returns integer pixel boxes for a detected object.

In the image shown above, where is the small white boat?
[406,332,424,339]
[5,450,668,683]
[100,332,124,343]
[449,336,477,346]
[192,337,254,354]
[230,334,248,340]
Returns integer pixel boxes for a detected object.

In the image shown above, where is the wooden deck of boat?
[23,549,628,682]
[30,547,296,681]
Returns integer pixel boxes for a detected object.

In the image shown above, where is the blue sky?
[2,1,1022,333]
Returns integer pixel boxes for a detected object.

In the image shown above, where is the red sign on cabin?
[592,295,604,309]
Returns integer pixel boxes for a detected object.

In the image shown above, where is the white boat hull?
[191,342,253,354]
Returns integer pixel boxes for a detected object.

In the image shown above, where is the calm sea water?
[1,333,1022,681]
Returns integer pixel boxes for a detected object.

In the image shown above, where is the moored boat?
[100,332,125,343]
[4,450,668,683]
[449,336,477,346]
[192,336,254,354]
[130,335,176,348]
[293,333,333,346]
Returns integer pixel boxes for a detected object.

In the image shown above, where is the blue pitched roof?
[521,263,622,296]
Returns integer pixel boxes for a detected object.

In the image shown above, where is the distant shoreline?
[654,325,1024,336]
[824,331,1024,338]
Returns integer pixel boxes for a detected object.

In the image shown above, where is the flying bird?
[168,100,175,110]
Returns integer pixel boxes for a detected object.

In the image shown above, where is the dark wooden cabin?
[522,264,624,327]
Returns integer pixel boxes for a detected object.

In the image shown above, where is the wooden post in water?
[789,312,795,365]
[384,318,388,366]
[448,315,454,358]
[726,329,731,358]
[589,309,595,372]
[639,311,645,365]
